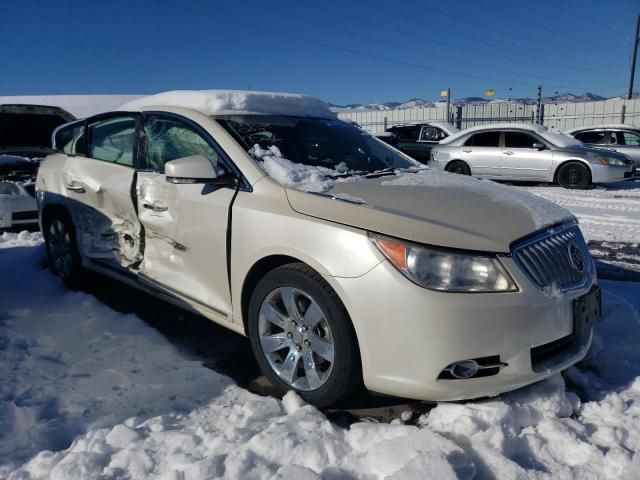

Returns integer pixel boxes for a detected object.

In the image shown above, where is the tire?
[557,162,591,189]
[43,210,83,286]
[445,160,471,175]
[247,263,361,408]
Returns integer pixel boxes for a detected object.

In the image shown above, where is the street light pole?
[628,14,640,100]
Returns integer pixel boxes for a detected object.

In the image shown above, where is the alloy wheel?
[258,286,335,391]
[48,219,74,278]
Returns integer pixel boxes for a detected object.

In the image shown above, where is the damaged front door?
[63,114,142,268]
[136,113,236,320]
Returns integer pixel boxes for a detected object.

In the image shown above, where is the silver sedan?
[565,124,640,176]
[429,123,634,189]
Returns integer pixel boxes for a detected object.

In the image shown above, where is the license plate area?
[573,286,601,336]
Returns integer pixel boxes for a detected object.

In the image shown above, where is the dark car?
[385,122,460,163]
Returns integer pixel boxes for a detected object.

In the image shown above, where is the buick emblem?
[568,242,585,273]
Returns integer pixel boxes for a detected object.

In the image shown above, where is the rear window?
[54,122,85,155]
[465,131,501,147]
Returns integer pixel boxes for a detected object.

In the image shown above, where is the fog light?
[450,360,479,379]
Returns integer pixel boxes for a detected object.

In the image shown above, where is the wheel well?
[40,204,70,232]
[553,160,591,183]
[240,255,304,333]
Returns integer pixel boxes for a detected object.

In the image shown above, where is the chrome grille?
[512,223,592,290]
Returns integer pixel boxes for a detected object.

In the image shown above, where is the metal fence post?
[383,116,388,130]
[455,106,462,130]
[621,104,627,124]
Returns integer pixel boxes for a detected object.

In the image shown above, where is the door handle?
[462,149,472,153]
[504,151,514,155]
[143,203,168,212]
[66,184,85,193]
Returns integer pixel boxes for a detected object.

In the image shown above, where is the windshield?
[217,115,416,174]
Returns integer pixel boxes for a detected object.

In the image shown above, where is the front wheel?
[247,263,361,408]
[44,211,83,286]
[445,160,471,175]
[557,162,591,189]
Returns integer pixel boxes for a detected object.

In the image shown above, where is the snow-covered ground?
[519,181,640,244]
[1,181,640,479]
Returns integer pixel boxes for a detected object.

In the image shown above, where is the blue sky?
[1,0,637,104]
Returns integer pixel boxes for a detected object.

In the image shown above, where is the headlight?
[586,152,627,166]
[370,234,517,292]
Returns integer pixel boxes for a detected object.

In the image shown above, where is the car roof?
[388,121,460,135]
[441,122,583,148]
[565,124,640,134]
[118,90,336,119]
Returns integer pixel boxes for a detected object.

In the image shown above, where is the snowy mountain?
[332,92,613,110]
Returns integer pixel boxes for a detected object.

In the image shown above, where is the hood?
[559,145,633,161]
[0,104,75,154]
[285,170,574,253]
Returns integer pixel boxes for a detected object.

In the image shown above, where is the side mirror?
[165,155,236,186]
[532,142,545,150]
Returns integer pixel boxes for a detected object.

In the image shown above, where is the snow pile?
[383,169,574,230]
[0,230,42,248]
[120,90,336,119]
[250,144,337,193]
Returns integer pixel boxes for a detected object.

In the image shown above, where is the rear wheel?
[557,162,591,189]
[44,211,83,286]
[247,263,361,408]
[445,160,471,175]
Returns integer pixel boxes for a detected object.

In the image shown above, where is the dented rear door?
[63,114,142,267]
[135,113,235,321]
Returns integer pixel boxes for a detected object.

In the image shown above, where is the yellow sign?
[485,89,496,97]
[440,90,448,97]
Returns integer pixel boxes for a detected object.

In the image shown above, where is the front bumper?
[331,256,595,401]
[590,163,635,183]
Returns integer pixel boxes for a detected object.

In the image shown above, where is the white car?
[36,90,600,407]
[0,156,38,229]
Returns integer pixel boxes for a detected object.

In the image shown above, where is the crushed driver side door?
[135,112,237,321]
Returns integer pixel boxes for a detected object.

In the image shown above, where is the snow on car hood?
[286,170,574,253]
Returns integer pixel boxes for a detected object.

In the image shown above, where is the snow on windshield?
[383,170,574,230]
[120,90,336,118]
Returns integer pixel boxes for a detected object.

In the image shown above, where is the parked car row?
[380,120,637,189]
[36,90,601,407]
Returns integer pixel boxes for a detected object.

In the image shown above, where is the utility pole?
[535,85,542,124]
[628,14,640,100]
[446,88,451,124]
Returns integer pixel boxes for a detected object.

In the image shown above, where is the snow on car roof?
[119,90,336,118]
[565,124,640,134]
[441,122,583,148]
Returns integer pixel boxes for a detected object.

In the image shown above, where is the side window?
[614,131,640,146]
[574,131,605,144]
[87,116,137,166]
[397,126,420,141]
[504,132,539,148]
[54,122,85,155]
[465,131,501,147]
[143,115,224,173]
[419,126,445,142]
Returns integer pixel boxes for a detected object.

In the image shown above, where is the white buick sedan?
[36,90,600,406]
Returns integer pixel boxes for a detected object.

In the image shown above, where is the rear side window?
[420,126,446,141]
[465,131,501,147]
[54,122,85,155]
[611,131,640,146]
[504,132,539,148]
[143,115,223,173]
[574,131,605,144]
[87,116,137,166]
